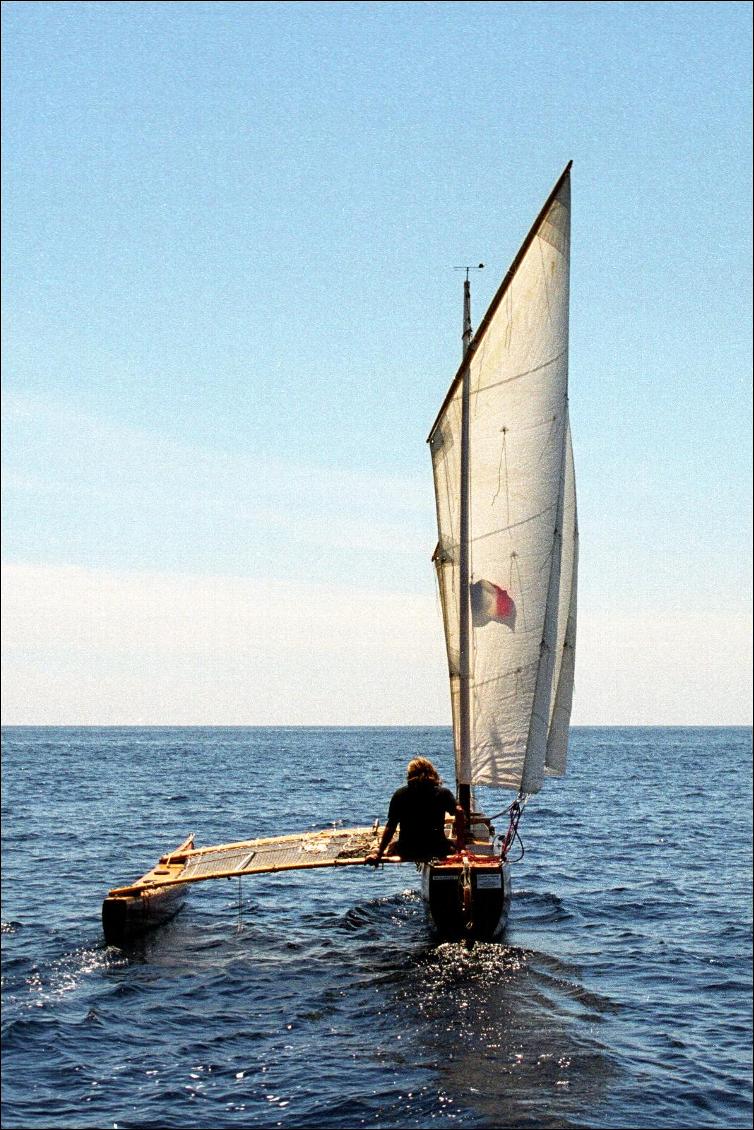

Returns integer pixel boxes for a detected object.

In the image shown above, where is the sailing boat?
[421,159,577,939]
[101,163,576,946]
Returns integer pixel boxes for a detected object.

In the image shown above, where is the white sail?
[429,166,575,793]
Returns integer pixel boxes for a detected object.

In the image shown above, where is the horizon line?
[2,722,751,730]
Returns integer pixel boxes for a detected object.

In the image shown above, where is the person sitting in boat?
[366,758,465,865]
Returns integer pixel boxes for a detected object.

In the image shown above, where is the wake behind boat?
[102,162,577,946]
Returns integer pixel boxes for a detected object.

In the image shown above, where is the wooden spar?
[462,275,472,358]
[106,854,404,898]
[151,827,378,865]
[104,826,393,899]
[458,275,472,816]
[162,829,363,860]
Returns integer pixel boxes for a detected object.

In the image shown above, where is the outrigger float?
[103,162,576,947]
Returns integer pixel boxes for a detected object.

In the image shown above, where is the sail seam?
[469,502,557,543]
[471,663,539,692]
[472,351,565,398]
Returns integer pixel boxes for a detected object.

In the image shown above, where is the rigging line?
[490,800,525,863]
[505,822,525,864]
[534,413,565,469]
[504,430,511,525]
[538,544,555,574]
[491,426,510,525]
[467,320,492,389]
[488,794,530,822]
[236,875,244,933]
[513,550,529,632]
[431,552,444,620]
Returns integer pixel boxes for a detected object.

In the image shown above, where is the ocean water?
[1,726,751,1130]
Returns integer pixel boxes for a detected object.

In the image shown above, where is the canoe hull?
[102,883,189,946]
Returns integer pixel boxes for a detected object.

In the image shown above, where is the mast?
[462,277,472,357]
[458,352,472,818]
[456,263,483,361]
[455,265,482,818]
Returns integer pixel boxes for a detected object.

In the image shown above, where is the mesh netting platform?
[175,827,381,881]
[106,827,388,897]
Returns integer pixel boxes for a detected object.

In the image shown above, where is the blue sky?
[2,0,751,724]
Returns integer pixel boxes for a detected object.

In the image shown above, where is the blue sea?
[1,726,752,1129]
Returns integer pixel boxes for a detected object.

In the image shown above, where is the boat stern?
[421,849,511,940]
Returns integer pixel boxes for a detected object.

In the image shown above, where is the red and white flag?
[471,579,516,629]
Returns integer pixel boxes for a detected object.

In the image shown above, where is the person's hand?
[365,853,381,867]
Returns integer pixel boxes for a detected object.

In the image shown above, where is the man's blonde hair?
[406,757,440,784]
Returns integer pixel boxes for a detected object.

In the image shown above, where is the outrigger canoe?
[102,825,385,945]
[102,815,514,945]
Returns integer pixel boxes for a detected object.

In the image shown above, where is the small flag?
[471,579,516,629]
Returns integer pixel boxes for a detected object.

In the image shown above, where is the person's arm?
[366,819,397,865]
